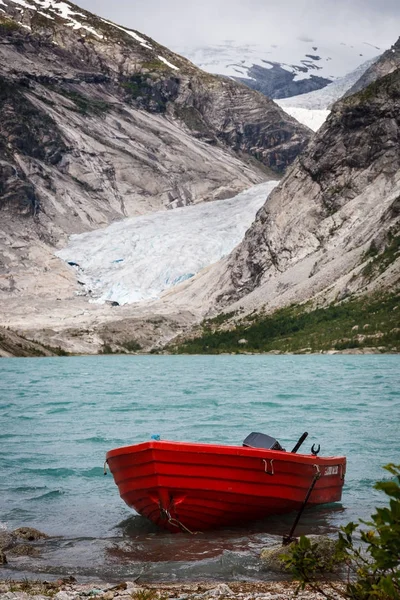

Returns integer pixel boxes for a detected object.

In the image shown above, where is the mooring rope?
[161,508,201,535]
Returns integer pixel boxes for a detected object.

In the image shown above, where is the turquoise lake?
[0,355,399,582]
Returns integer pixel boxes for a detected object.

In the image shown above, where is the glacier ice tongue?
[56,181,278,305]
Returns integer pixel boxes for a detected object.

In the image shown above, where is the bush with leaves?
[282,464,400,599]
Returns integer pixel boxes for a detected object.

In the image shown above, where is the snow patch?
[38,10,54,18]
[7,0,104,38]
[7,0,37,8]
[158,55,179,70]
[38,0,85,20]
[65,19,103,38]
[56,181,278,305]
[100,18,152,49]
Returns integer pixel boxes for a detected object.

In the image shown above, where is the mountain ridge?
[157,66,400,344]
[176,39,382,100]
[1,0,399,355]
[0,0,310,334]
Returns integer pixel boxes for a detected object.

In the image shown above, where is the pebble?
[54,592,77,600]
[0,581,344,600]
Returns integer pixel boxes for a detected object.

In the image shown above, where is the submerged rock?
[260,535,338,573]
[12,527,49,541]
[0,532,12,550]
[7,544,41,557]
[0,527,49,563]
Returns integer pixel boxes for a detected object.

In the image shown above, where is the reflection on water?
[1,505,346,583]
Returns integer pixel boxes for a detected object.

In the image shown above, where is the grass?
[57,89,111,116]
[173,105,210,133]
[362,229,400,281]
[0,19,20,34]
[169,291,400,354]
[0,328,69,357]
[121,340,142,352]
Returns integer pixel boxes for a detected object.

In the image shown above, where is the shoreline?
[0,579,345,600]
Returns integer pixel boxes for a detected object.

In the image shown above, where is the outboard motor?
[243,432,285,451]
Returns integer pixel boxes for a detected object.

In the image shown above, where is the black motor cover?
[243,432,285,451]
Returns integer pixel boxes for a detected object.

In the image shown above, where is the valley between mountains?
[0,0,399,356]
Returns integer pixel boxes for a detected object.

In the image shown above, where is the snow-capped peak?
[4,0,180,69]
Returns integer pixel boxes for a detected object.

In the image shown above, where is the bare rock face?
[345,37,400,97]
[184,67,400,314]
[0,1,310,321]
[0,1,310,229]
[236,63,332,100]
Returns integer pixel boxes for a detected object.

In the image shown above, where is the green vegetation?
[362,228,400,282]
[6,578,60,597]
[99,339,142,354]
[131,590,168,600]
[141,60,167,71]
[121,339,142,352]
[122,75,149,99]
[282,464,400,599]
[0,328,69,357]
[170,292,400,354]
[121,74,180,113]
[99,344,115,355]
[57,89,110,116]
[343,68,400,107]
[173,105,209,133]
[0,18,20,33]
[30,12,56,30]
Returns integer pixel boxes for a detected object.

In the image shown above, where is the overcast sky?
[77,0,399,50]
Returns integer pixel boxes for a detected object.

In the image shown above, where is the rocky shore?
[0,580,344,600]
[0,529,344,600]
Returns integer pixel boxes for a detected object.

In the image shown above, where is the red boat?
[106,433,346,533]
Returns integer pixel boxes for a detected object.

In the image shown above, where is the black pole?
[291,432,308,454]
[282,469,321,545]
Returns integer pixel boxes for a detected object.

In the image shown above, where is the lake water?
[0,355,399,582]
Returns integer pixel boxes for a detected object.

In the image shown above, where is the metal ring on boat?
[262,458,274,476]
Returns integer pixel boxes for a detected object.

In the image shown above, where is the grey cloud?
[77,0,399,50]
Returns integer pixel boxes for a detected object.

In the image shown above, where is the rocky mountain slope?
[0,0,311,337]
[166,67,400,324]
[1,1,398,356]
[54,64,399,355]
[345,37,400,96]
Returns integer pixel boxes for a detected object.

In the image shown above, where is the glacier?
[276,57,378,131]
[56,181,278,305]
[176,40,380,82]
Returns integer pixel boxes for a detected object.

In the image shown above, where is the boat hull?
[106,441,346,532]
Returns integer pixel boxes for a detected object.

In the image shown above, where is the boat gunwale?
[106,440,346,466]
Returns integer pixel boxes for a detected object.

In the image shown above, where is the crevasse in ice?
[56,181,278,305]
